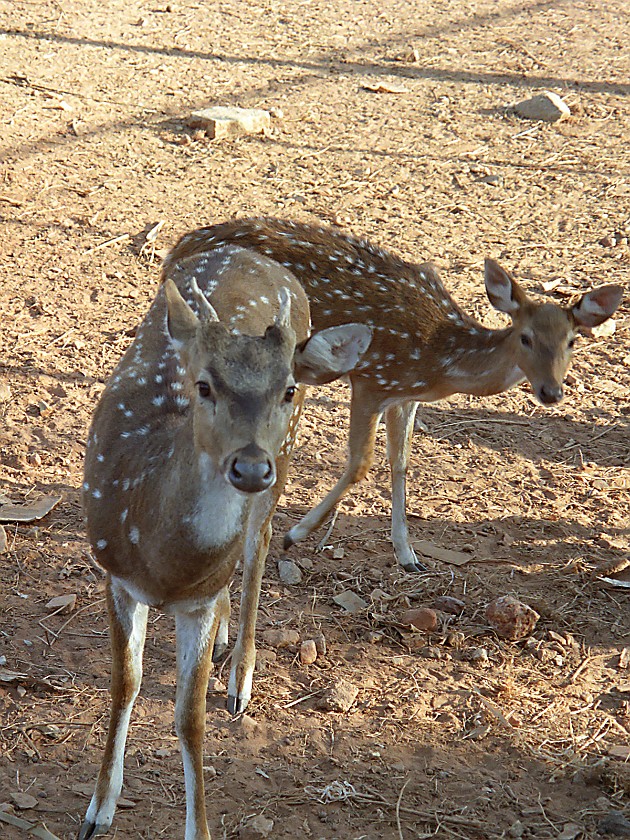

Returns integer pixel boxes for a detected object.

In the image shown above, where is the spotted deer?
[167,219,623,572]
[79,243,371,840]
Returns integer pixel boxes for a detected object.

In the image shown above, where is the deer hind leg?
[211,587,230,663]
[174,592,228,840]
[284,379,382,549]
[385,401,426,573]
[79,576,148,840]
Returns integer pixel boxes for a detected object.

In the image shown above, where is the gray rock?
[514,91,570,122]
[188,106,271,140]
[278,559,303,585]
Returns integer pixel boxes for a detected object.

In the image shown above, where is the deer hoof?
[78,820,110,840]
[227,693,249,716]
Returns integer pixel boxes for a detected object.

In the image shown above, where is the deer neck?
[161,422,250,552]
[434,323,525,397]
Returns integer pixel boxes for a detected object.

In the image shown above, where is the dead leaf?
[413,540,472,566]
[591,319,616,338]
[0,495,61,522]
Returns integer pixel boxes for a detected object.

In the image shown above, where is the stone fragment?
[255,649,277,672]
[11,792,38,809]
[514,91,570,122]
[332,590,368,613]
[434,595,465,614]
[400,607,438,632]
[261,628,299,648]
[208,677,225,692]
[318,677,359,713]
[300,639,318,665]
[239,814,275,839]
[45,593,77,613]
[187,106,271,140]
[486,595,540,640]
[277,559,302,585]
[314,633,327,656]
[597,811,630,836]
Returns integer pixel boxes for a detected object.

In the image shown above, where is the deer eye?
[284,386,297,403]
[196,381,212,399]
[520,333,532,349]
[568,337,576,349]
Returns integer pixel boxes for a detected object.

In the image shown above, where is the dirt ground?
[1,1,629,838]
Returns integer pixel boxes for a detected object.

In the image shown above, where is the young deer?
[167,218,623,572]
[79,243,371,840]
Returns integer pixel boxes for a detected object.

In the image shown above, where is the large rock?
[188,106,271,140]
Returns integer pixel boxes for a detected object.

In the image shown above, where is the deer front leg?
[385,401,426,573]
[228,500,274,715]
[175,591,228,840]
[78,577,148,840]
[284,379,382,549]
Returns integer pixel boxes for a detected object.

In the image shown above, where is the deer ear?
[484,259,528,314]
[164,279,199,348]
[572,284,623,329]
[293,324,372,385]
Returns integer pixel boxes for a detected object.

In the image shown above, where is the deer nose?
[226,444,276,493]
[539,383,563,405]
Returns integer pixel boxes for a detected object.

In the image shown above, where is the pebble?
[208,677,226,692]
[255,649,277,672]
[11,792,38,810]
[239,815,275,839]
[45,593,77,613]
[277,559,302,585]
[300,639,318,665]
[486,595,540,640]
[514,91,570,122]
[400,607,438,632]
[433,595,465,615]
[332,590,368,613]
[317,677,359,713]
[261,628,299,648]
[314,633,327,656]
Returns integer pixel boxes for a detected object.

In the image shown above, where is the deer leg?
[284,380,382,549]
[228,488,277,715]
[211,587,230,662]
[78,577,148,840]
[384,401,426,573]
[174,592,227,840]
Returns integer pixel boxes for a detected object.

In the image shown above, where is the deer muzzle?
[225,443,276,493]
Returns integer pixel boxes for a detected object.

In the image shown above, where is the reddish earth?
[1,1,628,838]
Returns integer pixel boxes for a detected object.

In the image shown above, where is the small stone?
[239,814,275,839]
[45,593,77,613]
[278,559,302,585]
[208,677,225,692]
[332,590,368,613]
[298,557,313,571]
[598,811,630,836]
[318,677,359,713]
[261,628,300,648]
[486,595,540,640]
[11,792,38,809]
[508,820,525,838]
[470,647,490,666]
[236,714,259,737]
[514,91,570,122]
[0,383,11,403]
[0,525,7,554]
[314,633,327,656]
[187,106,271,140]
[434,595,465,615]
[255,649,277,672]
[400,607,438,632]
[300,639,318,665]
